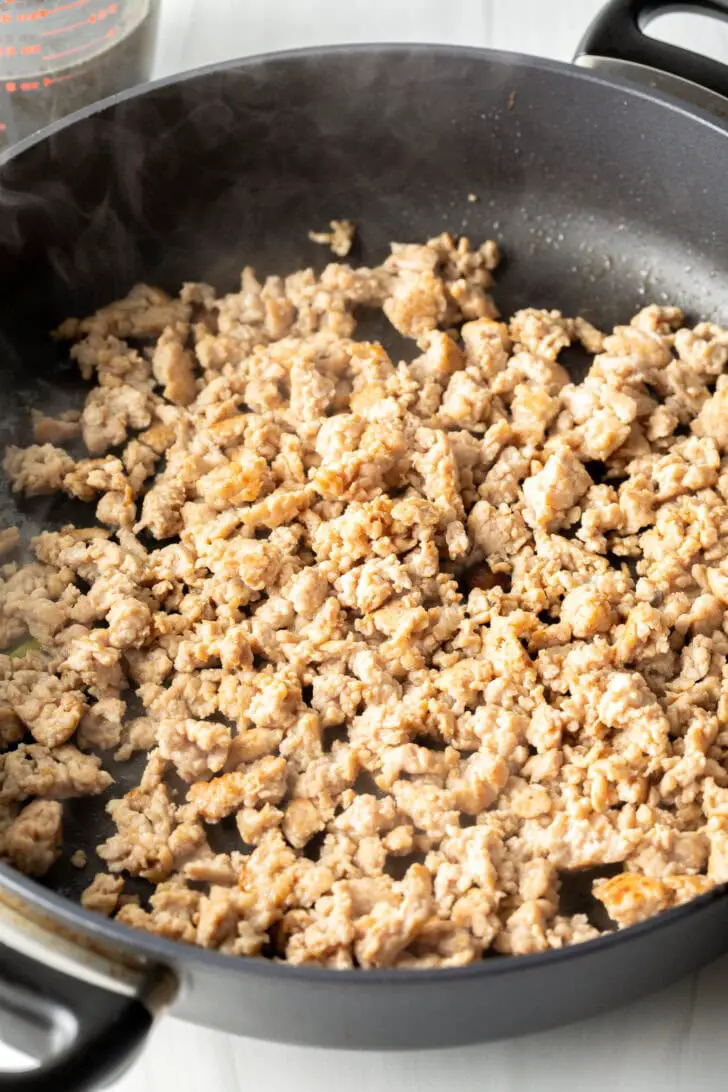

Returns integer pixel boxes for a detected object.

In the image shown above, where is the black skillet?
[2,1,728,1087]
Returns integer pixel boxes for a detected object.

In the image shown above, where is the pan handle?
[576,0,728,115]
[0,893,176,1091]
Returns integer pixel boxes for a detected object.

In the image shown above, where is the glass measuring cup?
[0,0,160,151]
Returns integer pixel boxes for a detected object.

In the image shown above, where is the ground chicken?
[4,799,62,876]
[2,229,727,968]
[0,527,20,558]
[308,220,356,258]
[593,873,713,928]
[81,873,124,916]
[3,445,74,495]
[158,717,231,781]
[0,745,112,802]
[522,447,593,530]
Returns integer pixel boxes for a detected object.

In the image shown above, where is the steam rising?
[0,44,725,536]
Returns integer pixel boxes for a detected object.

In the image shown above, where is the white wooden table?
[7,1,728,1088]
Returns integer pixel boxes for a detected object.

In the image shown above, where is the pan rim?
[3,39,728,174]
[3,41,728,987]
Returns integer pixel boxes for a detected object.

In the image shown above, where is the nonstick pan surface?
[3,8,728,1085]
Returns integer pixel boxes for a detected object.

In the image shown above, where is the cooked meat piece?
[152,327,198,406]
[593,873,713,928]
[4,799,62,876]
[98,784,177,882]
[0,527,20,558]
[4,229,728,967]
[3,444,74,495]
[308,220,356,258]
[0,745,112,802]
[188,757,287,821]
[0,705,25,748]
[158,718,231,782]
[81,873,124,916]
[77,697,126,751]
[9,673,87,748]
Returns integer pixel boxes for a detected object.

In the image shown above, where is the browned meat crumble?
[308,220,356,258]
[2,231,727,967]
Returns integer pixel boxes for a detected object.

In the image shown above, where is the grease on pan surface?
[1,230,728,968]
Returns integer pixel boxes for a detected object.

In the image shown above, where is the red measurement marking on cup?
[3,78,46,91]
[1,71,83,91]
[39,16,89,34]
[43,27,113,60]
[39,4,120,34]
[7,0,90,21]
[43,0,90,16]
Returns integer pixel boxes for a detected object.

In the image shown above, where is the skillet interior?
[0,45,727,920]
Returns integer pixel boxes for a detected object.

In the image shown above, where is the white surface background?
[5,1,728,1089]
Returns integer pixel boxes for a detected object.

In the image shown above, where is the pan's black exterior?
[2,863,728,1049]
[3,42,728,1077]
[578,0,728,102]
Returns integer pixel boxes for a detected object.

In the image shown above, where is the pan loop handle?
[576,0,728,115]
[0,887,175,1091]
